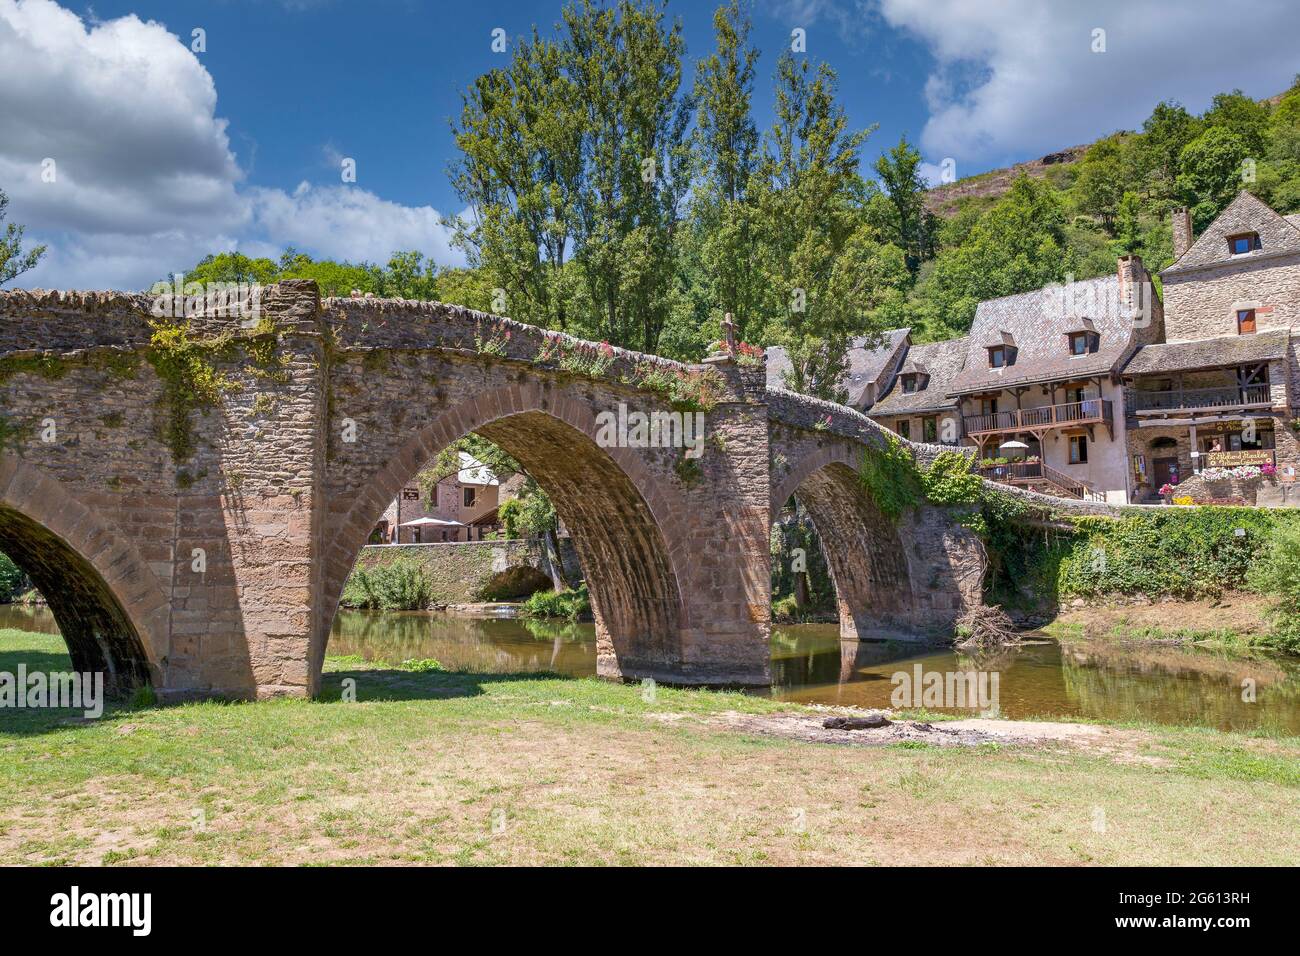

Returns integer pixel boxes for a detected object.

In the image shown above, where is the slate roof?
[870,337,969,415]
[1123,330,1290,376]
[765,328,911,408]
[1164,191,1300,274]
[947,274,1137,395]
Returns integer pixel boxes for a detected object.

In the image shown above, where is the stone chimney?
[1117,254,1160,333]
[1117,254,1144,307]
[1172,208,1193,258]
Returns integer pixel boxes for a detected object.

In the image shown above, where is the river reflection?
[329,607,597,677]
[771,623,1300,733]
[4,605,1296,733]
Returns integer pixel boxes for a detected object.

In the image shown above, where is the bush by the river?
[523,584,590,621]
[1247,523,1300,654]
[341,558,434,611]
[984,500,1300,652]
[0,552,25,604]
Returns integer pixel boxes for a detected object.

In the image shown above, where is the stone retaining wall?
[350,537,583,603]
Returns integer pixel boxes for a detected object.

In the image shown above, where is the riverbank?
[1042,592,1278,649]
[0,629,1296,865]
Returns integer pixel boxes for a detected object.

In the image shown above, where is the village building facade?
[1122,192,1300,504]
[372,453,516,544]
[868,336,967,445]
[932,255,1164,502]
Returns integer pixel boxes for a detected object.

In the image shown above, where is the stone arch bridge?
[0,280,1080,701]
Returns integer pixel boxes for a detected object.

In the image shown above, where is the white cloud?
[876,0,1300,167]
[249,183,461,267]
[0,0,458,290]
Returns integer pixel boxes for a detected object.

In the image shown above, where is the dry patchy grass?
[1,630,1297,866]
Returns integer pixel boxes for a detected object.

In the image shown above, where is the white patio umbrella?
[399,517,465,528]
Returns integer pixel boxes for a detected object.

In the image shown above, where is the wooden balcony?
[976,460,1094,500]
[1126,383,1272,415]
[963,399,1113,437]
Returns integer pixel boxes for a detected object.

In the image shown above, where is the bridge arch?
[773,444,916,641]
[319,381,687,689]
[0,458,166,691]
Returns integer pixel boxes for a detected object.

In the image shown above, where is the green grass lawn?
[1,628,1298,865]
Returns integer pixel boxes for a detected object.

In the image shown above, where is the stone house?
[868,336,967,445]
[372,452,511,543]
[1122,192,1300,503]
[939,256,1165,502]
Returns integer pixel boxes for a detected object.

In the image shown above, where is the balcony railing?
[976,460,1093,500]
[963,399,1113,436]
[1126,384,1272,413]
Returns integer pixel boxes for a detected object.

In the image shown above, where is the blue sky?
[3,0,1300,288]
[75,0,939,214]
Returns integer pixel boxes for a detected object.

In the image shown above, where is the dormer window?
[1237,308,1257,334]
[1068,331,1099,355]
[988,345,1014,368]
[1228,232,1261,256]
[900,372,928,394]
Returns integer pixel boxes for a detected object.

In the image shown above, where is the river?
[2,604,1296,733]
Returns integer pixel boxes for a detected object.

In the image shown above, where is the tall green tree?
[564,0,693,352]
[1137,101,1201,200]
[750,52,905,400]
[383,251,438,300]
[688,0,762,340]
[1202,90,1270,157]
[1075,134,1133,231]
[873,134,933,276]
[449,0,692,354]
[0,189,45,286]
[1178,126,1250,226]
[448,25,582,331]
[181,251,281,286]
[1114,190,1144,255]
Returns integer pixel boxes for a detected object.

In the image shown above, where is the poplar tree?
[750,52,906,401]
[448,0,691,353]
[690,0,762,339]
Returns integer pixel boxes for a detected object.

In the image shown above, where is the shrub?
[523,584,590,620]
[397,658,445,672]
[859,436,923,521]
[772,594,799,622]
[920,451,982,506]
[341,558,434,610]
[988,507,1300,607]
[1246,523,1300,654]
[0,552,24,603]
